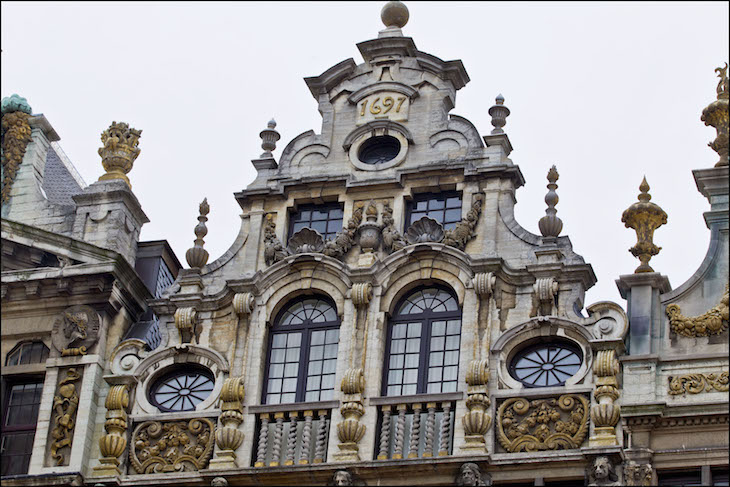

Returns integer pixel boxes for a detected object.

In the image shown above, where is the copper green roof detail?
[1,94,32,115]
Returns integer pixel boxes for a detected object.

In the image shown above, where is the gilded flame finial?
[185,198,210,269]
[538,165,563,238]
[701,62,729,167]
[621,177,668,273]
[97,121,142,188]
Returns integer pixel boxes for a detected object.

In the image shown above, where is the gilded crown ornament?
[538,165,563,238]
[259,118,280,158]
[701,63,729,167]
[97,121,142,187]
[489,94,510,134]
[186,198,210,268]
[621,177,667,273]
[1,94,33,204]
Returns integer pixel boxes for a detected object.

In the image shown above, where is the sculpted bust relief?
[587,456,622,487]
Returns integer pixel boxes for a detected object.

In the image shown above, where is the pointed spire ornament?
[701,62,729,167]
[621,177,668,273]
[538,165,563,238]
[488,94,510,134]
[259,118,280,158]
[185,198,210,269]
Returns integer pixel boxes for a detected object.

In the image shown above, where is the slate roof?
[42,145,84,207]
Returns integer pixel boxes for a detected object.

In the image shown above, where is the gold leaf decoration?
[668,372,729,395]
[496,394,589,453]
[1,111,32,203]
[130,418,215,474]
[51,368,82,465]
[666,285,729,337]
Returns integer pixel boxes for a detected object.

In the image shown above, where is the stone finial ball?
[381,1,409,28]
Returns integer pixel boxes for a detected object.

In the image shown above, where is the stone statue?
[331,469,354,486]
[210,477,228,487]
[587,456,622,487]
[455,462,488,486]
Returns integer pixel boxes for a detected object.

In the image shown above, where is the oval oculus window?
[509,342,582,387]
[150,366,215,412]
[358,135,401,165]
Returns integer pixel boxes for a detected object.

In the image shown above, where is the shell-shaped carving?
[287,227,325,254]
[405,216,444,244]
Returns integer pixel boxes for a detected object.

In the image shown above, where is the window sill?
[369,391,463,406]
[248,400,340,415]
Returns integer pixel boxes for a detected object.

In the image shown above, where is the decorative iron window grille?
[508,341,582,387]
[149,366,215,412]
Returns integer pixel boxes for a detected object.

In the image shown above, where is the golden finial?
[97,121,142,188]
[701,62,729,167]
[621,177,668,273]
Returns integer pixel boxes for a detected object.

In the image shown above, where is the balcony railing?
[370,392,461,460]
[249,400,338,467]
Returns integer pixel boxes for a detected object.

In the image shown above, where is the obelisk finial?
[700,62,729,167]
[185,198,210,269]
[621,177,668,273]
[538,165,563,238]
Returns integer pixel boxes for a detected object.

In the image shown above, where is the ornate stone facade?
[1,2,727,486]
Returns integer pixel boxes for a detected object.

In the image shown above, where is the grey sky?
[2,1,728,307]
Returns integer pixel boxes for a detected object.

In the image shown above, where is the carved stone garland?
[94,384,130,477]
[590,350,621,447]
[131,418,215,473]
[50,368,82,466]
[496,394,589,452]
[668,371,729,395]
[210,377,246,469]
[666,285,729,337]
[1,94,33,204]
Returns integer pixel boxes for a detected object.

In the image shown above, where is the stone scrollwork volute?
[174,307,197,344]
[461,360,491,452]
[336,368,366,461]
[668,371,729,395]
[51,368,82,466]
[443,193,484,251]
[666,285,729,337]
[496,394,590,452]
[210,377,246,469]
[131,418,215,473]
[51,305,101,357]
[533,278,558,316]
[590,350,621,447]
[474,272,496,297]
[232,292,255,316]
[94,385,131,476]
[351,282,373,307]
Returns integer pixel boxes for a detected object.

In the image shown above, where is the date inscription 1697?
[356,92,410,125]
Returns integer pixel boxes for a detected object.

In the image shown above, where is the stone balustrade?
[370,392,460,460]
[249,400,338,467]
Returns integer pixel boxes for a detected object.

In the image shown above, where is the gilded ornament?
[174,307,197,344]
[621,177,667,273]
[97,121,142,188]
[443,194,483,250]
[51,368,82,466]
[590,350,621,446]
[211,377,245,469]
[185,198,210,269]
[496,394,590,452]
[94,385,131,476]
[666,285,729,337]
[1,95,33,204]
[336,368,366,460]
[667,371,729,395]
[700,63,729,167]
[130,418,215,473]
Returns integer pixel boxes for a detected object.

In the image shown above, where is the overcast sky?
[2,1,728,308]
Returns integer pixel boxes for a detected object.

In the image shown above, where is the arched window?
[263,296,340,404]
[5,341,49,366]
[383,286,462,396]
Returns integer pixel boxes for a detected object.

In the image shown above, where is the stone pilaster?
[616,273,671,355]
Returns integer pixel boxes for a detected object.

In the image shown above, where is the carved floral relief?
[496,394,590,453]
[130,418,215,473]
[668,371,729,395]
[666,285,729,337]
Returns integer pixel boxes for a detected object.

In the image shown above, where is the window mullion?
[297,328,313,403]
[418,312,432,394]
